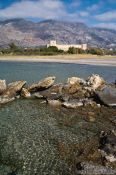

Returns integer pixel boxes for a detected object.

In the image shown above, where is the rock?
[2,81,26,98]
[0,80,7,94]
[21,88,31,98]
[62,99,83,109]
[96,86,116,106]
[47,99,62,106]
[36,84,63,100]
[0,96,15,104]
[33,92,44,99]
[99,130,116,163]
[87,74,105,90]
[28,76,56,92]
[76,161,116,175]
[67,77,86,85]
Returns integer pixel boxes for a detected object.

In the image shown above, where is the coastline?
[0,54,116,66]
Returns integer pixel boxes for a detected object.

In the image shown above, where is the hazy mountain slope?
[0,19,116,48]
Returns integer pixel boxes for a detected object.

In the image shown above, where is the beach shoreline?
[0,54,116,66]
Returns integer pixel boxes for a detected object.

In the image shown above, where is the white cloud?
[95,22,116,30]
[0,0,66,19]
[0,0,88,22]
[96,11,116,21]
[79,11,89,17]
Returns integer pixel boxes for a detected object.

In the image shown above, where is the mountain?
[0,18,116,49]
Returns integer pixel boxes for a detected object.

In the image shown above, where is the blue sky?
[0,0,116,29]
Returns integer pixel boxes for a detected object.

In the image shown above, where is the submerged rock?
[0,96,15,104]
[28,76,56,92]
[87,74,105,91]
[99,130,116,163]
[0,80,7,95]
[76,161,116,175]
[96,86,116,106]
[47,99,62,107]
[62,99,83,109]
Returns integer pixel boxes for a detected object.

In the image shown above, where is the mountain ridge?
[0,18,116,49]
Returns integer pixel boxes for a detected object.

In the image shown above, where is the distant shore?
[0,54,116,66]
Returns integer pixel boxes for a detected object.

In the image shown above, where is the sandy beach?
[0,54,116,66]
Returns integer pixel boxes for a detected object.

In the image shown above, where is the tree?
[68,47,78,54]
[9,43,19,52]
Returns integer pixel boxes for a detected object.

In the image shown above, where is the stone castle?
[47,40,87,51]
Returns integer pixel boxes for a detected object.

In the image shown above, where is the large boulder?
[96,86,116,106]
[3,81,26,98]
[28,76,56,92]
[87,74,105,91]
[0,80,6,94]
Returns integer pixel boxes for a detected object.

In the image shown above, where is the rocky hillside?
[0,18,116,48]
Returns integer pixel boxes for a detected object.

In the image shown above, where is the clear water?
[0,61,116,84]
[0,61,116,175]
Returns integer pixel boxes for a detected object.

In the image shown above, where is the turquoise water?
[0,61,116,175]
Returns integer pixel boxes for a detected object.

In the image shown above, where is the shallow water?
[0,61,116,83]
[0,61,116,175]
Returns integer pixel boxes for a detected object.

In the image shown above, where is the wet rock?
[96,86,116,107]
[0,80,7,94]
[76,161,116,174]
[99,130,116,163]
[21,88,31,98]
[87,74,105,91]
[3,81,26,98]
[28,76,56,92]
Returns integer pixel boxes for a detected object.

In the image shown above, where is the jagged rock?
[99,130,116,163]
[0,80,6,94]
[87,74,105,90]
[28,76,56,92]
[2,81,26,98]
[21,88,31,98]
[76,161,116,175]
[67,77,86,85]
[96,86,116,106]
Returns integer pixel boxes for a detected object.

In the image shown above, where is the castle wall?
[47,41,87,51]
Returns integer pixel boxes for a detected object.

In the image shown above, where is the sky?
[0,0,116,30]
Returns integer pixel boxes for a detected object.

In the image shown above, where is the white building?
[47,40,87,51]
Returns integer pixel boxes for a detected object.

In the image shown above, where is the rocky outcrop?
[87,74,105,91]
[0,80,6,94]
[28,76,56,92]
[96,86,116,106]
[0,75,115,107]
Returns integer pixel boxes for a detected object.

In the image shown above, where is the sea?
[0,61,116,175]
